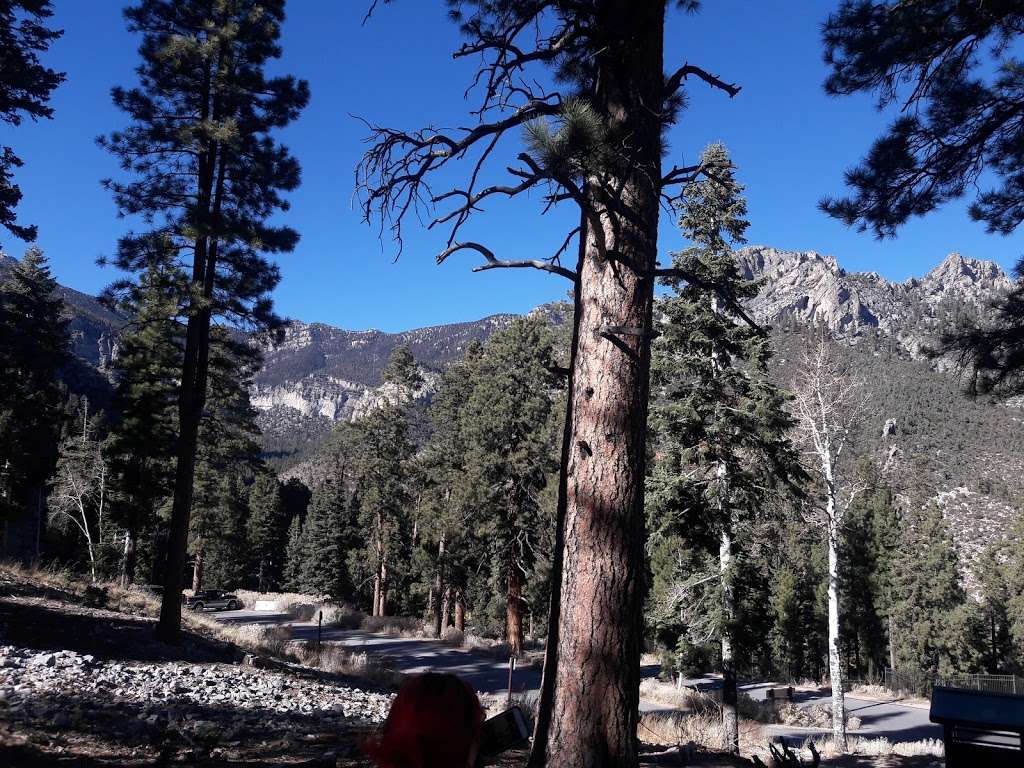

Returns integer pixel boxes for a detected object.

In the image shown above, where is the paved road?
[213,608,940,743]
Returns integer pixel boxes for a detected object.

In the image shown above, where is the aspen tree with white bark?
[48,400,109,582]
[791,335,869,753]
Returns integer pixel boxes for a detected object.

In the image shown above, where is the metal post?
[507,655,516,706]
[317,610,323,650]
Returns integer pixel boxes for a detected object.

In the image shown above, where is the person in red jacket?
[364,672,485,768]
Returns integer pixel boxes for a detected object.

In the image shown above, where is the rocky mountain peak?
[736,245,1013,355]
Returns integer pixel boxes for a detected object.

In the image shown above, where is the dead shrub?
[360,615,426,636]
[441,626,465,646]
[322,603,364,629]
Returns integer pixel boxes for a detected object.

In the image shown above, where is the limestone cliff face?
[734,246,1013,357]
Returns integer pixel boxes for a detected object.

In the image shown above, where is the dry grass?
[292,640,403,687]
[807,735,944,760]
[849,683,930,708]
[638,709,768,754]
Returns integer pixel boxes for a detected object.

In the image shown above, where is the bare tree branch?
[436,241,577,281]
[665,63,741,99]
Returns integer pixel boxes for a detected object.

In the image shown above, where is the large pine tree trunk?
[432,533,445,637]
[719,527,739,753]
[441,586,452,634]
[507,549,524,657]
[120,528,136,588]
[155,58,223,640]
[454,590,465,632]
[827,490,847,752]
[541,4,664,765]
[192,543,204,593]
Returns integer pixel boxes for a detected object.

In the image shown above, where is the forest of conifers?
[4,0,1024,764]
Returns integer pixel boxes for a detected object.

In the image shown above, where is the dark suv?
[185,590,241,612]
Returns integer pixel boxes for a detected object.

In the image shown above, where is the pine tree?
[202,472,249,590]
[355,346,420,616]
[189,332,263,592]
[104,257,181,586]
[648,143,802,752]
[0,0,64,242]
[416,342,484,637]
[248,472,287,592]
[460,317,560,656]
[821,2,1024,399]
[1002,514,1024,672]
[974,540,1015,674]
[283,512,306,592]
[356,4,745,761]
[840,482,897,680]
[302,475,350,598]
[0,247,69,543]
[102,0,309,641]
[891,504,978,677]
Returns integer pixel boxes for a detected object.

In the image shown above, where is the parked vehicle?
[185,590,241,612]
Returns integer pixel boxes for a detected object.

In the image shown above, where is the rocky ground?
[0,569,392,766]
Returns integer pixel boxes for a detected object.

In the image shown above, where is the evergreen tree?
[202,472,249,590]
[1004,514,1024,671]
[0,247,69,538]
[840,482,897,680]
[648,143,801,752]
[248,472,287,592]
[460,317,560,656]
[357,3,746,760]
[280,478,311,525]
[102,0,309,641]
[414,342,484,637]
[891,504,979,677]
[303,475,350,598]
[769,524,827,683]
[0,0,64,242]
[821,2,1024,398]
[355,346,420,616]
[104,256,181,586]
[975,540,1015,674]
[189,332,263,592]
[283,512,306,592]
[280,477,311,592]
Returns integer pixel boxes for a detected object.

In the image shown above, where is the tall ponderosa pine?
[355,345,421,616]
[105,257,181,586]
[415,342,483,638]
[357,4,743,762]
[820,1,1024,399]
[0,248,69,540]
[649,144,801,752]
[0,0,64,242]
[102,0,308,641]
[461,317,560,656]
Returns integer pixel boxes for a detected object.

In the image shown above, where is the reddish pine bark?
[537,3,664,766]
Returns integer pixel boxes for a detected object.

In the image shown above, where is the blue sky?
[2,1,1021,332]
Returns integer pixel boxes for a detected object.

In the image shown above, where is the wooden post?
[317,610,322,650]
